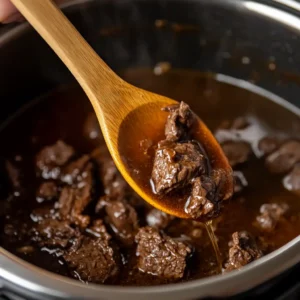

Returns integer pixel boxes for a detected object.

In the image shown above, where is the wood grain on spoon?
[10,0,233,218]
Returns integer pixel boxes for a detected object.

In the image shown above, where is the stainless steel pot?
[1,0,300,299]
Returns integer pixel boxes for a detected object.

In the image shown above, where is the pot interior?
[1,0,300,298]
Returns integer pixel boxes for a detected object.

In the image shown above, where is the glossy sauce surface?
[119,102,233,219]
[0,69,300,286]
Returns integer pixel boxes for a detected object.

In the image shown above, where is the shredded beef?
[225,231,263,271]
[135,226,191,279]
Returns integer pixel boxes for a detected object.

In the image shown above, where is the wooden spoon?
[11,0,233,218]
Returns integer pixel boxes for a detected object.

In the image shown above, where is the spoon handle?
[10,0,122,103]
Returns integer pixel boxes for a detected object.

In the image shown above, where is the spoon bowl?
[11,0,233,218]
[118,95,233,218]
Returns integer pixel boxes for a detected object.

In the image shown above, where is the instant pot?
[1,0,300,299]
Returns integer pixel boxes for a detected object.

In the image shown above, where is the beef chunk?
[91,147,127,198]
[258,137,281,156]
[146,208,175,229]
[86,219,111,241]
[222,141,252,167]
[60,155,90,185]
[153,102,232,220]
[36,181,58,201]
[30,206,56,222]
[95,195,110,214]
[57,187,77,217]
[185,177,214,219]
[135,227,191,279]
[256,203,289,232]
[225,231,263,270]
[163,102,194,142]
[265,140,300,174]
[67,156,93,212]
[57,185,90,228]
[283,164,300,194]
[36,141,74,179]
[63,235,118,283]
[100,160,127,199]
[56,156,94,227]
[151,140,207,194]
[105,200,139,245]
[233,171,248,194]
[31,218,79,248]
[91,146,117,186]
[185,170,226,221]
[92,147,144,207]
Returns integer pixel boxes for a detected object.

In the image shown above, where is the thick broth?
[0,69,300,286]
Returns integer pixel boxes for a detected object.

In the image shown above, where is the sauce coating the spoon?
[118,100,233,220]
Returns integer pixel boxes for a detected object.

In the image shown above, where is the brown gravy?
[0,69,300,286]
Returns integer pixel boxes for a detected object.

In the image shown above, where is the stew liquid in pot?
[0,69,300,286]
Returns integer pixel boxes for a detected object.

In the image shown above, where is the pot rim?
[1,0,300,299]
